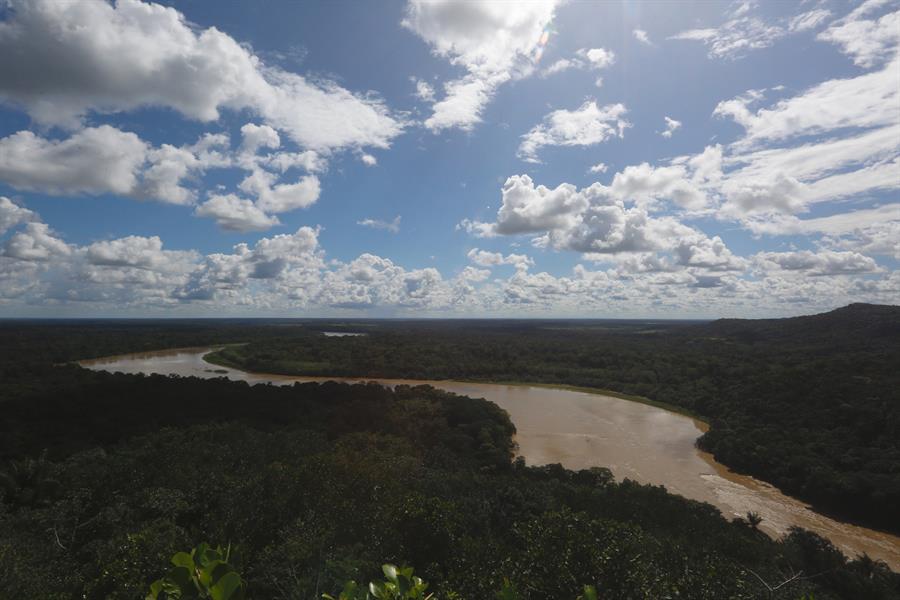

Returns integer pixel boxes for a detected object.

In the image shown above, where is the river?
[78,346,900,570]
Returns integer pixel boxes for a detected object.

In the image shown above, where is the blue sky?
[0,0,897,317]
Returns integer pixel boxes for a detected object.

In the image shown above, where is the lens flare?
[533,23,556,63]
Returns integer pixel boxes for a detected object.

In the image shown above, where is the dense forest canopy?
[0,306,898,598]
[207,303,900,535]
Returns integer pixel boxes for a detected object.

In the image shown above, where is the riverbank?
[203,348,705,422]
[77,345,900,570]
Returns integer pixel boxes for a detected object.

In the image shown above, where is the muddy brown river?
[79,346,900,570]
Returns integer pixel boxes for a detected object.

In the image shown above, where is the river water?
[79,346,900,570]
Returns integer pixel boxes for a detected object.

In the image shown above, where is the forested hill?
[693,303,900,346]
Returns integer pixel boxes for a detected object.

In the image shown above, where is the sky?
[0,0,897,318]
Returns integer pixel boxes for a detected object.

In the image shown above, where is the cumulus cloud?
[660,116,682,138]
[0,126,235,205]
[84,235,199,280]
[825,221,900,261]
[194,194,281,232]
[402,0,559,132]
[239,171,321,214]
[459,173,737,279]
[540,58,578,77]
[755,250,880,276]
[577,47,616,69]
[633,29,651,45]
[0,196,36,235]
[0,126,148,197]
[358,216,401,233]
[3,222,71,261]
[817,0,900,68]
[0,119,328,229]
[589,162,608,174]
[518,101,630,163]
[0,210,894,316]
[609,162,708,210]
[0,0,403,151]
[467,248,533,270]
[240,123,281,154]
[412,78,436,102]
[540,47,616,77]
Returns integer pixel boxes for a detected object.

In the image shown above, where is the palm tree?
[0,453,61,509]
[746,511,763,530]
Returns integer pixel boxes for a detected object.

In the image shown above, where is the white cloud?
[713,56,900,148]
[3,222,71,261]
[817,1,900,68]
[789,8,833,32]
[0,126,147,197]
[633,29,651,45]
[0,126,235,206]
[467,248,533,270]
[194,194,281,232]
[671,3,785,60]
[589,162,608,174]
[239,170,321,213]
[541,58,577,77]
[138,144,204,205]
[609,162,707,210]
[1,209,895,316]
[402,0,559,132]
[738,204,900,237]
[263,151,325,174]
[482,175,588,235]
[85,235,198,272]
[458,266,491,282]
[0,196,36,235]
[518,101,630,163]
[240,123,281,155]
[358,216,401,233]
[540,47,615,78]
[755,250,880,276]
[0,0,403,152]
[360,154,378,167]
[413,78,435,102]
[660,116,682,138]
[460,174,733,273]
[708,44,900,230]
[825,220,900,260]
[577,47,616,69]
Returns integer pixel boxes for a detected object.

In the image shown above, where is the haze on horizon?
[0,0,898,319]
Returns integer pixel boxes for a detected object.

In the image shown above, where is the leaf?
[145,580,163,600]
[171,552,194,571]
[579,585,598,600]
[210,572,243,600]
[167,565,194,590]
[382,564,398,583]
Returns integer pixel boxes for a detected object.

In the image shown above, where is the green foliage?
[324,564,433,600]
[146,543,246,600]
